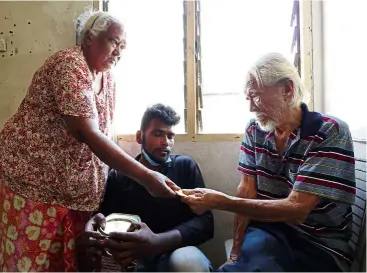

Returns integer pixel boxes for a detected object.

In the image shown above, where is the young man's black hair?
[140,103,181,132]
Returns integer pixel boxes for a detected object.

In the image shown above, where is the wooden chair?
[349,157,366,272]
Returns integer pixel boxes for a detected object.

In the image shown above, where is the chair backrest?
[349,156,366,272]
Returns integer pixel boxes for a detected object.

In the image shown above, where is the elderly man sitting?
[182,53,356,272]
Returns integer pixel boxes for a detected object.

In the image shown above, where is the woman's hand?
[143,170,181,198]
[180,188,230,214]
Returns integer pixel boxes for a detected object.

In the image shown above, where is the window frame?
[96,0,314,142]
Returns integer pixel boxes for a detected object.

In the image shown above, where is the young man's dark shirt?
[100,154,214,247]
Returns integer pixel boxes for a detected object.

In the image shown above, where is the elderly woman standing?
[0,8,178,272]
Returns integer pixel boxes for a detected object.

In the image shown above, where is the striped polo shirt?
[238,103,356,268]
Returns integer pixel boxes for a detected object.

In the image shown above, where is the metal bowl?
[98,213,141,237]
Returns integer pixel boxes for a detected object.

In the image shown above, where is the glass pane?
[323,0,367,139]
[109,0,185,134]
[199,0,294,133]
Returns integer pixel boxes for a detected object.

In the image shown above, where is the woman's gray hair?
[74,6,123,45]
[245,53,309,107]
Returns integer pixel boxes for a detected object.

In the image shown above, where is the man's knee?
[220,227,292,272]
[168,246,211,272]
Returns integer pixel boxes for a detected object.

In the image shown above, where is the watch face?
[98,213,141,236]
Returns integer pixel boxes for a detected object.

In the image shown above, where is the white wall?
[0,1,90,130]
[119,140,242,267]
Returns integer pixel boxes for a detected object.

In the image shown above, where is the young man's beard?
[142,136,170,164]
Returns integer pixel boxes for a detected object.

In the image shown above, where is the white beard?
[256,119,275,132]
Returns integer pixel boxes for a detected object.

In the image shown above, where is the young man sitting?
[87,103,214,272]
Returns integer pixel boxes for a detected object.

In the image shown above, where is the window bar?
[185,0,198,136]
[290,0,301,76]
[76,19,81,45]
[102,0,109,11]
[183,0,188,133]
[195,0,203,132]
[299,0,314,109]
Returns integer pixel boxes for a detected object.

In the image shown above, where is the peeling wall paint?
[0,1,91,129]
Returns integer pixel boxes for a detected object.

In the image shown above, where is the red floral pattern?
[0,46,116,211]
[0,184,91,272]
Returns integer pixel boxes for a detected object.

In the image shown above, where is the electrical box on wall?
[0,38,7,52]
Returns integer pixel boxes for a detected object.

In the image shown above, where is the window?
[107,0,186,135]
[105,0,308,140]
[196,0,295,134]
[322,0,367,140]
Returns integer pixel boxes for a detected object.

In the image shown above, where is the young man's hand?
[82,213,107,267]
[104,222,162,266]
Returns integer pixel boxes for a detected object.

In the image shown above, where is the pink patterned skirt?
[0,183,91,272]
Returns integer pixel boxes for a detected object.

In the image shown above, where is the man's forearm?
[230,215,249,257]
[230,178,256,259]
[153,229,183,255]
[220,196,307,223]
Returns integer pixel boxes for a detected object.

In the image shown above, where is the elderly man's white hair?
[74,6,123,46]
[246,53,308,108]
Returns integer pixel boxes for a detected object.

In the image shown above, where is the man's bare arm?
[220,190,319,224]
[229,175,257,260]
